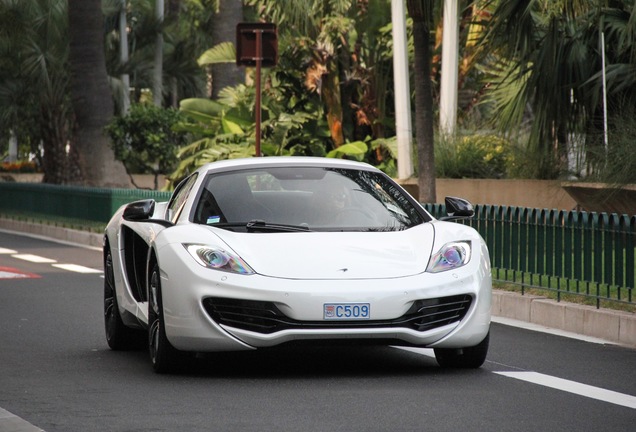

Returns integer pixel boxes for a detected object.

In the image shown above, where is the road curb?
[0,218,103,249]
[491,289,636,348]
[1,217,634,348]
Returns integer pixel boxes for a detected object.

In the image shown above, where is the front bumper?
[156,243,491,352]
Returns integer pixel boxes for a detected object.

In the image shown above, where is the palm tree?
[0,1,42,164]
[0,0,76,184]
[163,0,218,103]
[68,0,130,187]
[406,0,436,202]
[103,0,216,106]
[478,0,636,179]
[0,0,129,186]
[210,0,243,98]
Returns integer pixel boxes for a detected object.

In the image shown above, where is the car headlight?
[184,244,254,275]
[426,241,471,273]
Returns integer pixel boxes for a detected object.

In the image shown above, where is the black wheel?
[148,263,183,373]
[434,331,490,369]
[104,248,144,350]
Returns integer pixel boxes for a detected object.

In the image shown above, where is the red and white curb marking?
[0,266,41,279]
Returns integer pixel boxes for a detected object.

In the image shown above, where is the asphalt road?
[1,230,635,432]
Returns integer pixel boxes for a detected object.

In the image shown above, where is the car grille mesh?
[202,295,472,334]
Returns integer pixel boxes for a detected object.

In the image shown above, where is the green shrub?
[586,109,636,186]
[106,104,188,188]
[435,134,511,179]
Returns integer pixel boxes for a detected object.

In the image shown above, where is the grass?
[493,270,636,313]
[0,211,107,233]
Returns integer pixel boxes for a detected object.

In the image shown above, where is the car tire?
[104,248,144,350]
[434,331,490,369]
[148,263,184,373]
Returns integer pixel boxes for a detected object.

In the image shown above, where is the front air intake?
[202,295,472,334]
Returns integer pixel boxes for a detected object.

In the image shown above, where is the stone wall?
[400,178,577,210]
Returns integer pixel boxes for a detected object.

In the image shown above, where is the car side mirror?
[123,199,155,221]
[123,199,175,227]
[439,196,474,221]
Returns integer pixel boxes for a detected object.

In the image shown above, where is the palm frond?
[197,42,236,66]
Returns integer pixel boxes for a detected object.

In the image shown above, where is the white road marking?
[393,346,636,410]
[495,371,636,409]
[0,407,44,432]
[2,250,101,274]
[11,254,56,264]
[52,264,102,274]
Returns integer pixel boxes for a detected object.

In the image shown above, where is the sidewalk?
[1,217,635,349]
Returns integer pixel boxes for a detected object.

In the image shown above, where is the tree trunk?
[210,0,244,98]
[40,103,80,185]
[68,0,131,187]
[153,0,164,106]
[407,0,436,203]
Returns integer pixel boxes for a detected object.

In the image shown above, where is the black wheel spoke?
[103,246,145,351]
[148,263,184,373]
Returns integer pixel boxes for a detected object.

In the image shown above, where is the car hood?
[211,224,436,280]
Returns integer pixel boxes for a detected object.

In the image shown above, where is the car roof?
[196,156,380,175]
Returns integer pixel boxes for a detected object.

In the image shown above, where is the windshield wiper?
[246,220,312,233]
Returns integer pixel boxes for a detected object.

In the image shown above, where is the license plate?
[323,303,370,320]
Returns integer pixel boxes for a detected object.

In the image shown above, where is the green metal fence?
[425,204,635,309]
[1,182,634,309]
[0,182,171,222]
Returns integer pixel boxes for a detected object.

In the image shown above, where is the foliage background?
[2,0,636,188]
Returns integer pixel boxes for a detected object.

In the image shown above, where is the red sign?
[236,23,278,67]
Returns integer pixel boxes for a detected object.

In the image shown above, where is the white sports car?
[103,157,491,373]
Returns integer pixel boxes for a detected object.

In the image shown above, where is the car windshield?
[191,166,427,232]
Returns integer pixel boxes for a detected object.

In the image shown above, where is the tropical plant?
[245,0,396,148]
[170,74,357,184]
[477,0,636,180]
[103,0,218,110]
[0,0,130,186]
[106,104,189,189]
[172,93,258,182]
[172,17,394,185]
[586,105,636,186]
[0,0,77,184]
[0,99,41,164]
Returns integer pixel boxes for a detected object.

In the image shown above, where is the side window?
[166,174,198,223]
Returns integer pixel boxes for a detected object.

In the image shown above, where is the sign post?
[236,23,278,157]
